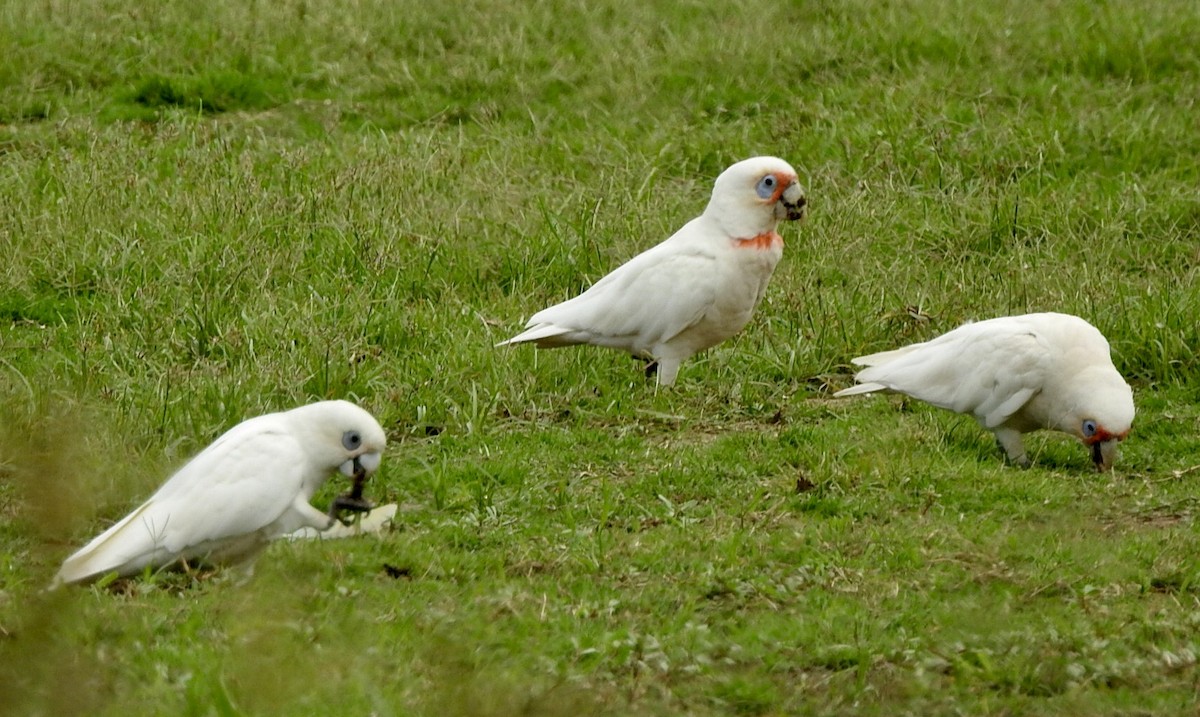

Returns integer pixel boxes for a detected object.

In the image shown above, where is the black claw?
[329,494,375,526]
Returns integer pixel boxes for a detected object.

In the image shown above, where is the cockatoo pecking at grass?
[834,312,1134,471]
[496,156,808,386]
[54,400,387,586]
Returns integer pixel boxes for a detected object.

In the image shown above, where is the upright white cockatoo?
[54,400,387,585]
[834,312,1134,471]
[496,156,808,385]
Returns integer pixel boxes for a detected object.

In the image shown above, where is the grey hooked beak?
[339,451,382,478]
[1091,439,1119,472]
[781,182,807,221]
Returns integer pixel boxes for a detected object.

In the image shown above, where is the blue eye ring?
[756,175,777,199]
[342,431,362,451]
[1082,420,1098,438]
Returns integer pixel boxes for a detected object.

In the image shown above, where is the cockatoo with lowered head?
[496,156,808,385]
[833,312,1134,471]
[53,400,387,586]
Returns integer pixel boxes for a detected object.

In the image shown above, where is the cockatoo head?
[291,400,388,479]
[1065,367,1135,472]
[705,156,807,238]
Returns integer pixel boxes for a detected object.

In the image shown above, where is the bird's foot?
[328,464,374,525]
[993,430,1031,469]
[329,494,374,526]
[995,440,1032,469]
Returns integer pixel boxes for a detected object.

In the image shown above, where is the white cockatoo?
[496,156,808,385]
[54,400,387,585]
[834,312,1134,471]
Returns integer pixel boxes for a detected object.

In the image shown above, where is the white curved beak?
[339,451,382,477]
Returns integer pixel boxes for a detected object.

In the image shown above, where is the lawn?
[2,0,1200,714]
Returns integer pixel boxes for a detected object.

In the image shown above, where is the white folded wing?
[499,229,719,355]
[836,316,1053,428]
[55,418,316,585]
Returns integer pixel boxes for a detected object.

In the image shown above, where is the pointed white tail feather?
[54,501,163,585]
[832,382,890,398]
[494,323,576,348]
[850,345,922,367]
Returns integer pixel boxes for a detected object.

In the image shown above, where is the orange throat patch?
[734,231,783,250]
[1085,427,1130,444]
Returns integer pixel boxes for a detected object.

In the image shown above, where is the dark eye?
[342,431,362,451]
[756,175,777,199]
[1082,420,1098,438]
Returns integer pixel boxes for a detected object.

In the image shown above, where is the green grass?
[2,0,1200,714]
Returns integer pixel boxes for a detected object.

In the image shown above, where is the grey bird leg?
[993,428,1032,468]
[633,355,659,379]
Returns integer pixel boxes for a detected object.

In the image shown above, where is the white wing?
[500,224,720,352]
[56,421,311,583]
[842,318,1051,428]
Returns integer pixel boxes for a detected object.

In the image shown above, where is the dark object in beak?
[1091,441,1104,471]
[329,458,375,525]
